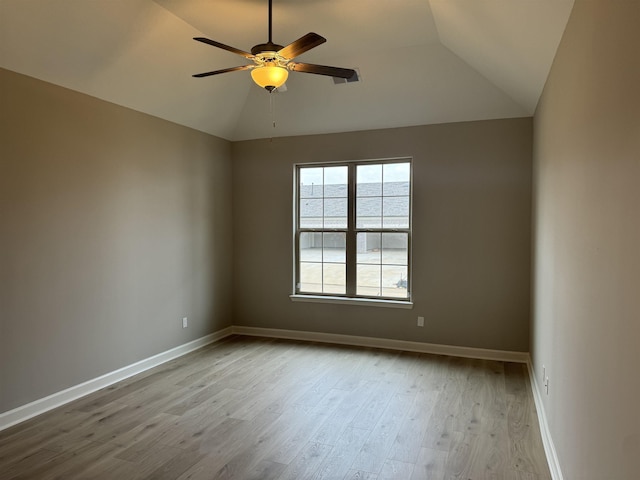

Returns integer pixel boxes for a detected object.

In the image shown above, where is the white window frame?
[291,157,413,308]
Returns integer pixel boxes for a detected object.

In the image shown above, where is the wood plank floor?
[0,336,551,480]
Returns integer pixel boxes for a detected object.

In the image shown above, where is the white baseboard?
[0,327,233,432]
[527,359,564,480]
[231,326,529,363]
[0,325,531,433]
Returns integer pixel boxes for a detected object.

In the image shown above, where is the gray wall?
[232,118,533,351]
[0,69,234,413]
[532,0,640,478]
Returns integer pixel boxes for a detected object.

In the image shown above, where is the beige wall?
[0,69,534,417]
[0,69,233,413]
[232,118,533,351]
[532,0,640,478]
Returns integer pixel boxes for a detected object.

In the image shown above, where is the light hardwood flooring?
[0,336,551,479]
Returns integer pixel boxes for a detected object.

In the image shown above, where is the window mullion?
[346,163,357,296]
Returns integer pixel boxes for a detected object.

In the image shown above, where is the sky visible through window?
[300,162,410,186]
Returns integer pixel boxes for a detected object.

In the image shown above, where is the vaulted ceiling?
[0,0,574,141]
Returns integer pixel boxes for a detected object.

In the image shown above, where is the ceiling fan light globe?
[251,66,288,90]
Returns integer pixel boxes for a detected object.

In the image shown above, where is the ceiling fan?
[192,0,356,92]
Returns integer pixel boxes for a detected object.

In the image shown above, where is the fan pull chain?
[269,90,277,132]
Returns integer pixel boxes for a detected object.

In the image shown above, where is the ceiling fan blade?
[278,33,326,60]
[290,62,356,79]
[193,65,253,78]
[193,37,253,59]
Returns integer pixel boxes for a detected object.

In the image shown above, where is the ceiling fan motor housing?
[251,42,285,56]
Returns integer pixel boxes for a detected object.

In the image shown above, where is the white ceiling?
[0,0,574,141]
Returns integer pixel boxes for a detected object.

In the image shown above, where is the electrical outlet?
[417,316,424,327]
[182,317,188,328]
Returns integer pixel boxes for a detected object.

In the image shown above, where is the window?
[294,158,411,303]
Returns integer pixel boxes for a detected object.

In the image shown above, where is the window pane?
[382,266,408,298]
[300,262,322,293]
[299,232,322,262]
[324,166,348,198]
[357,264,381,296]
[383,163,410,196]
[357,164,382,197]
[299,233,346,294]
[300,198,322,228]
[356,197,382,228]
[299,168,324,198]
[382,196,409,228]
[323,233,346,263]
[382,233,408,265]
[324,198,347,228]
[300,166,348,228]
[323,263,346,294]
[357,232,381,264]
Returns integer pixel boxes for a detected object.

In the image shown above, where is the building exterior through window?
[294,158,411,301]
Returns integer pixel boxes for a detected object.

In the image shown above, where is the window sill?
[289,294,413,309]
